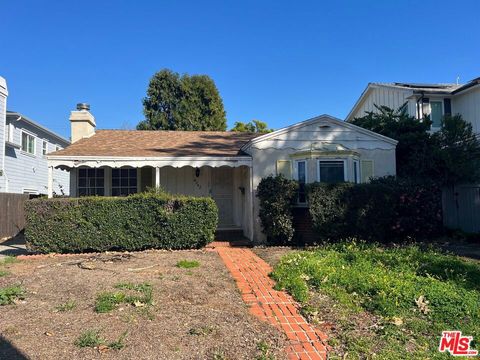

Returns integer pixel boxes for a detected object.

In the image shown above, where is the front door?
[211,167,234,227]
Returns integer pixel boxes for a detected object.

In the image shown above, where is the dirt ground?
[0,250,287,360]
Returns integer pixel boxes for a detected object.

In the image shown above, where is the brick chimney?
[70,103,96,143]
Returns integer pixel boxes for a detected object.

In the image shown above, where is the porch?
[47,157,254,240]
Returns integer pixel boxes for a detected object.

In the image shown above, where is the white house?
[346,77,480,133]
[47,104,397,243]
[0,76,70,195]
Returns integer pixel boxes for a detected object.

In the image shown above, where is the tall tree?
[231,120,273,133]
[137,69,227,131]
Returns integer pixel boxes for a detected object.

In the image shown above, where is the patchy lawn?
[259,242,480,359]
[0,250,287,359]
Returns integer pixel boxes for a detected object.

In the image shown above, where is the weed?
[0,285,24,305]
[256,340,274,360]
[0,270,9,277]
[188,325,215,336]
[95,292,126,313]
[108,331,128,350]
[0,256,18,265]
[176,260,200,269]
[95,282,153,313]
[74,329,105,348]
[55,300,77,312]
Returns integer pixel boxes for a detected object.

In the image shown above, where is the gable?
[242,114,397,152]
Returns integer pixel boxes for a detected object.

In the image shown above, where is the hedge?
[257,175,298,245]
[307,177,443,242]
[25,193,218,253]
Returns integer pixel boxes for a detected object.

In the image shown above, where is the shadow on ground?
[0,234,28,258]
[0,336,29,360]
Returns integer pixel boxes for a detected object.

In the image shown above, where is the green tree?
[138,69,227,131]
[231,120,273,133]
[351,103,438,180]
[432,114,480,186]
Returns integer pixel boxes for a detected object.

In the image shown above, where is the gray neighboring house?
[0,76,70,195]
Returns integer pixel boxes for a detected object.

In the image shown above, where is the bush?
[25,193,218,253]
[307,177,443,242]
[257,175,298,245]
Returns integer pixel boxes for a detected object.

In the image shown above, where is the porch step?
[215,229,250,246]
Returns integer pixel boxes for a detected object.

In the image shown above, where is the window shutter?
[360,160,374,183]
[444,98,452,115]
[276,160,292,179]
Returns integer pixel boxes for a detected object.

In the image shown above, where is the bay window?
[317,160,346,183]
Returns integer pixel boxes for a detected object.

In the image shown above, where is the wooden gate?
[443,185,480,233]
[0,193,30,239]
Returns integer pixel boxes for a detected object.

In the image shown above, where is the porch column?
[155,167,161,188]
[247,166,254,241]
[47,166,53,198]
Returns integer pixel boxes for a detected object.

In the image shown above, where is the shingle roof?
[371,82,461,94]
[50,130,260,157]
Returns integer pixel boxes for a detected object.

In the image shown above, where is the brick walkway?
[210,242,328,360]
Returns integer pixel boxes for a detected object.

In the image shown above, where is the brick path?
[210,242,328,360]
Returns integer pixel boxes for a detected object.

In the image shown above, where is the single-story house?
[47,103,398,243]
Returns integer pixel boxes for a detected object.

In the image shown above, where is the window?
[295,160,307,203]
[353,160,360,184]
[318,160,346,183]
[78,168,105,196]
[42,141,48,155]
[21,132,35,155]
[112,168,137,196]
[430,101,443,128]
[56,146,61,151]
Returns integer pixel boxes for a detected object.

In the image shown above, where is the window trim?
[42,140,48,156]
[316,159,347,183]
[7,123,14,143]
[21,131,36,156]
[77,167,105,196]
[353,159,360,184]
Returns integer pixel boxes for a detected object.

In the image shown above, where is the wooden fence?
[0,193,30,240]
[443,185,480,233]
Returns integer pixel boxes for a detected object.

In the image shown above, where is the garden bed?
[0,250,286,359]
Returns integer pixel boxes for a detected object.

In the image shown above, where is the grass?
[271,242,480,359]
[0,285,24,305]
[256,340,274,360]
[176,260,200,269]
[55,300,77,312]
[95,282,153,313]
[74,329,128,350]
[0,270,9,277]
[0,256,18,278]
[75,329,105,348]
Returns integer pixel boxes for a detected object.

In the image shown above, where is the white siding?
[0,88,6,192]
[3,118,70,195]
[349,86,415,120]
[451,87,480,134]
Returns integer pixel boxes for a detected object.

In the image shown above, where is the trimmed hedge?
[257,175,298,245]
[25,193,218,253]
[307,177,443,242]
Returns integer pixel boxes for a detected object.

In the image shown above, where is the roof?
[7,111,70,145]
[50,130,261,157]
[242,114,398,149]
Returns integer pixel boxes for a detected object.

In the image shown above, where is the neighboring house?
[47,103,397,243]
[0,76,70,195]
[346,77,480,133]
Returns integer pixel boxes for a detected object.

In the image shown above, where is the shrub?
[25,193,218,253]
[307,177,443,242]
[257,175,298,245]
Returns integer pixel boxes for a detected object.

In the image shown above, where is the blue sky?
[1,0,479,139]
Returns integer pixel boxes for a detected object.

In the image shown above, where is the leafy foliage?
[351,104,480,186]
[257,175,298,244]
[25,193,218,253]
[95,282,153,313]
[176,260,200,269]
[307,177,443,242]
[231,120,273,133]
[138,69,227,131]
[271,243,480,359]
[0,285,24,305]
[75,329,105,348]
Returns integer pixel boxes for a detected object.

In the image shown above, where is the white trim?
[21,130,36,156]
[317,159,347,183]
[241,114,398,150]
[353,159,360,184]
[42,139,48,156]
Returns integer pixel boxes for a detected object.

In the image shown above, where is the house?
[346,77,480,133]
[0,76,70,195]
[47,103,398,243]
